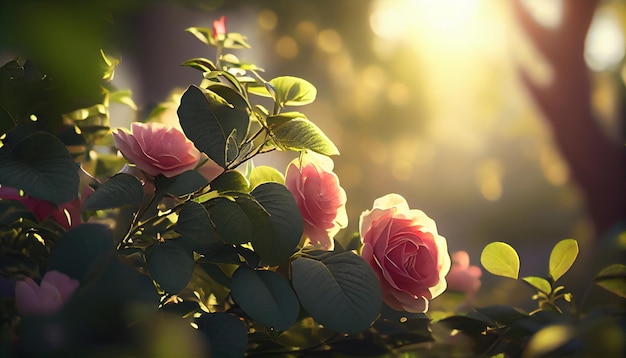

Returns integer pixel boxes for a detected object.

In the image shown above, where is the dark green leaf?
[269,115,339,156]
[250,183,303,266]
[181,57,217,72]
[206,197,252,244]
[195,312,248,358]
[0,131,79,204]
[166,170,209,197]
[291,252,382,334]
[436,315,489,335]
[146,240,195,294]
[210,170,249,193]
[47,223,114,281]
[83,173,143,212]
[177,85,249,167]
[548,239,578,282]
[176,201,222,255]
[230,266,299,330]
[594,263,626,298]
[480,241,520,279]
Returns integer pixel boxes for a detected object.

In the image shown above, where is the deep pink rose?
[285,152,347,250]
[212,16,227,41]
[15,271,79,315]
[0,187,81,229]
[446,251,482,298]
[113,122,201,178]
[360,194,451,313]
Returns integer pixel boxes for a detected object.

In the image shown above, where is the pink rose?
[212,16,227,41]
[15,271,79,315]
[360,194,451,313]
[113,122,201,178]
[285,152,348,250]
[0,186,81,229]
[446,251,482,298]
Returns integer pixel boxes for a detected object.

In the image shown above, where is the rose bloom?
[446,251,482,298]
[212,15,227,41]
[0,186,81,229]
[360,194,451,313]
[113,122,201,178]
[15,271,79,315]
[285,151,348,250]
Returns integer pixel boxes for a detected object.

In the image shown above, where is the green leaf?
[548,239,578,282]
[181,57,217,73]
[185,27,215,46]
[248,165,285,189]
[47,223,114,281]
[176,201,223,255]
[249,183,303,266]
[83,173,144,212]
[177,85,249,168]
[0,131,79,204]
[522,276,552,294]
[166,170,209,197]
[195,312,248,358]
[146,240,195,294]
[230,266,299,331]
[108,89,137,110]
[480,242,520,279]
[249,76,317,107]
[291,252,382,334]
[210,170,249,193]
[524,324,575,357]
[268,114,339,156]
[594,263,626,298]
[206,197,252,244]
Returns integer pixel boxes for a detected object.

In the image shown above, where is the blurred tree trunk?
[513,0,626,238]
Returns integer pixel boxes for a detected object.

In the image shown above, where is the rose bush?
[359,194,451,313]
[113,122,202,178]
[15,271,79,315]
[285,151,348,250]
[446,250,482,298]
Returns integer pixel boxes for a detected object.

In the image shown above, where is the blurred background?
[1,0,624,308]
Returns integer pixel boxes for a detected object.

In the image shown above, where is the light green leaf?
[291,252,382,334]
[83,173,144,212]
[249,166,285,189]
[108,89,137,110]
[0,131,79,204]
[480,242,520,279]
[522,276,552,294]
[548,239,578,281]
[250,76,317,107]
[181,57,217,73]
[269,115,339,156]
[230,266,299,331]
[594,263,626,298]
[146,240,195,294]
[524,324,575,357]
[185,26,215,46]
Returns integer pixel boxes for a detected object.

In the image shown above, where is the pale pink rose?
[360,194,451,313]
[113,122,201,178]
[446,251,482,298]
[15,271,79,315]
[212,16,227,41]
[0,187,82,229]
[285,152,348,250]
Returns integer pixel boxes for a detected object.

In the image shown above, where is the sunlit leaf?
[268,115,339,156]
[291,252,382,334]
[108,89,137,110]
[83,173,143,212]
[594,263,626,298]
[230,266,299,331]
[0,131,79,204]
[249,76,316,107]
[524,324,575,357]
[47,223,114,281]
[248,165,285,189]
[480,242,520,279]
[146,240,195,294]
[181,57,217,73]
[185,26,215,46]
[522,276,552,295]
[548,239,578,282]
[195,312,247,358]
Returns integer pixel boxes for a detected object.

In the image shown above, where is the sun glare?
[585,7,625,72]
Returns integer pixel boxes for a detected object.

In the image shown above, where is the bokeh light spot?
[585,8,625,72]
[317,29,342,53]
[275,36,299,59]
[257,10,278,31]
